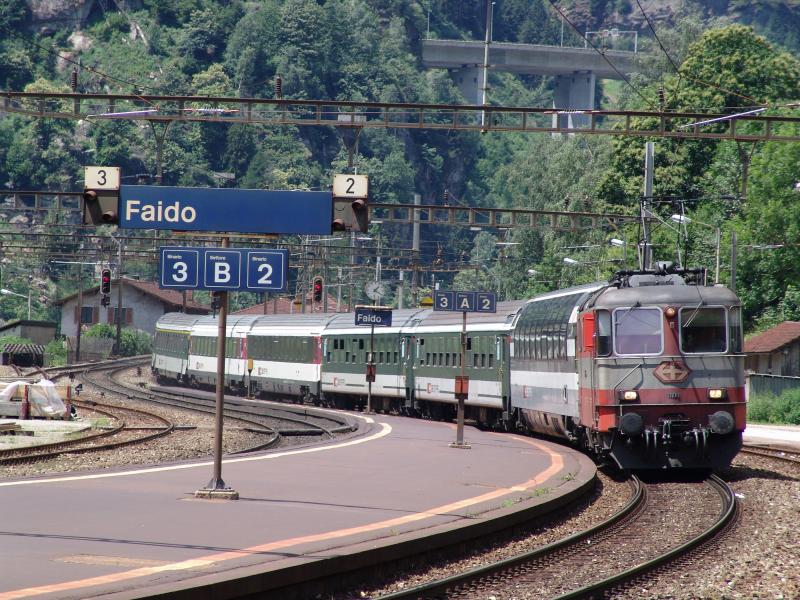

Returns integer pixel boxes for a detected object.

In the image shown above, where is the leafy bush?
[84,323,115,339]
[747,390,800,425]
[45,338,67,367]
[119,329,152,357]
[81,324,151,356]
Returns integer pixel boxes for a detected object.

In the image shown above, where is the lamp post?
[1,288,31,319]
[670,214,721,284]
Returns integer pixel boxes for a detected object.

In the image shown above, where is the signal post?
[434,290,497,449]
[354,305,392,413]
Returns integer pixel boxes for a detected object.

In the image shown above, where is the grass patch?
[748,390,800,424]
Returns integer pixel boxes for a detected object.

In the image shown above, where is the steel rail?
[377,475,644,600]
[740,444,800,468]
[88,366,282,453]
[553,474,738,599]
[0,400,174,465]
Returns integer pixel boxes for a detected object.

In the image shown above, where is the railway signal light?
[100,268,112,295]
[313,277,323,302]
[332,197,368,233]
[82,188,120,225]
[83,167,120,225]
[332,174,369,233]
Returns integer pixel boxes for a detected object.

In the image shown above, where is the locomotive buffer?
[434,290,497,449]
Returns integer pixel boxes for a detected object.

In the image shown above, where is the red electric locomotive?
[574,267,745,469]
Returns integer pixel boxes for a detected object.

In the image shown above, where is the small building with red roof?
[744,321,800,376]
[55,277,210,338]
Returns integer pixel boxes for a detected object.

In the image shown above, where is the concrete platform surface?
[0,410,594,600]
[744,422,800,450]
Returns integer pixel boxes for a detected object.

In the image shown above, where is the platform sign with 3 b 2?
[159,246,287,292]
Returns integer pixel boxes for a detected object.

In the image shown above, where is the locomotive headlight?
[619,390,639,401]
[708,388,727,400]
[664,306,677,318]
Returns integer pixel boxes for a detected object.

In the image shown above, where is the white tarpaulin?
[0,379,67,418]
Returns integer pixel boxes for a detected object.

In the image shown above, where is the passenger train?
[152,266,746,470]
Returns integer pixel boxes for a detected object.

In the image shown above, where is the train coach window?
[680,307,727,353]
[614,307,663,356]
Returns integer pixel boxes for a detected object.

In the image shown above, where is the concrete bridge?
[421,39,641,127]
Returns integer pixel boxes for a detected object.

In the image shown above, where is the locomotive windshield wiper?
[615,301,641,327]
[682,301,705,329]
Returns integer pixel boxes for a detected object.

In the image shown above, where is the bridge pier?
[552,71,596,129]
[451,66,484,106]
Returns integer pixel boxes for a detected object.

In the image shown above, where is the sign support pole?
[196,236,239,500]
[367,323,374,413]
[451,310,471,449]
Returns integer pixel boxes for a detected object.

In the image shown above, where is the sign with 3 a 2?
[159,247,287,292]
[434,290,496,313]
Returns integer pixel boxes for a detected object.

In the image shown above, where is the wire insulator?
[70,67,78,92]
[443,189,449,205]
[658,85,666,110]
[275,75,282,99]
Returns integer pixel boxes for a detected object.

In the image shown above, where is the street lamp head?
[609,238,625,247]
[563,257,579,265]
[526,268,538,276]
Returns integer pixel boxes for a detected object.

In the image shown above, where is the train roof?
[323,308,429,334]
[191,314,261,335]
[249,313,337,336]
[155,312,204,332]
[412,301,527,333]
[593,282,740,309]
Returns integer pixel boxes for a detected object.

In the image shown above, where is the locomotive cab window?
[680,307,727,353]
[729,307,743,353]
[613,307,663,356]
[596,310,612,356]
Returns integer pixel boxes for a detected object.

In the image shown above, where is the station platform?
[744,422,800,451]
[0,409,595,600]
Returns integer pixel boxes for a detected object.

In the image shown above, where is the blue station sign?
[434,290,497,313]
[355,305,393,327]
[120,186,332,234]
[159,246,288,292]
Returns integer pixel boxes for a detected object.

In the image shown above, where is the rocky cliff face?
[26,0,142,32]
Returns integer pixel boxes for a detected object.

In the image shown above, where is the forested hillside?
[1,0,799,333]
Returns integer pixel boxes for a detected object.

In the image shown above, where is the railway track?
[3,358,355,465]
[0,399,174,465]
[377,475,737,600]
[740,444,800,468]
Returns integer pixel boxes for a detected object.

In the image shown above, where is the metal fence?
[746,373,800,399]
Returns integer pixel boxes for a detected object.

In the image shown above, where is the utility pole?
[111,235,123,355]
[641,141,654,270]
[75,269,83,363]
[411,193,421,306]
[397,271,404,310]
[480,0,494,131]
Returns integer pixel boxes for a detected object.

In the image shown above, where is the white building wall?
[59,284,174,337]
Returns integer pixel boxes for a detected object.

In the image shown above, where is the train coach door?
[578,312,598,427]
[401,336,414,409]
